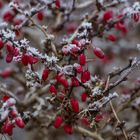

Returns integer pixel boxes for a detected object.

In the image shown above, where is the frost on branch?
[0,0,140,139]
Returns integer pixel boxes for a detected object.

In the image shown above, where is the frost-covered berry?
[70,98,79,113]
[74,64,83,73]
[6,98,16,106]
[54,116,63,128]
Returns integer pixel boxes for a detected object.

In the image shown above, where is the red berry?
[0,38,4,49]
[66,23,77,33]
[54,116,63,128]
[79,53,86,65]
[56,74,68,88]
[2,95,10,102]
[95,114,104,122]
[55,0,61,9]
[15,117,25,128]
[131,12,139,22]
[42,67,49,81]
[49,84,57,94]
[114,22,127,34]
[59,78,69,88]
[107,34,117,42]
[0,68,12,78]
[28,55,38,64]
[6,53,13,63]
[2,121,14,136]
[72,39,79,46]
[70,98,79,113]
[81,117,89,126]
[37,11,44,21]
[6,42,14,53]
[13,19,23,26]
[10,110,18,118]
[71,77,79,87]
[103,10,113,22]
[81,70,90,83]
[3,10,14,22]
[75,64,83,73]
[81,92,87,102]
[63,124,73,134]
[93,47,105,59]
[21,54,29,66]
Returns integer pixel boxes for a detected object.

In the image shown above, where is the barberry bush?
[0,0,140,140]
